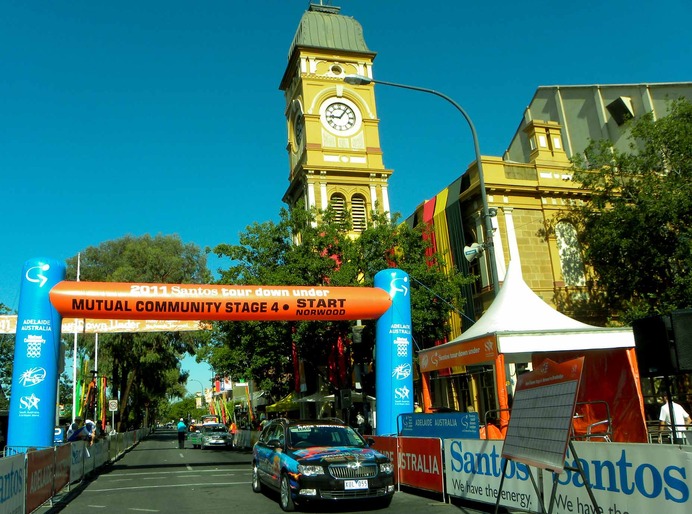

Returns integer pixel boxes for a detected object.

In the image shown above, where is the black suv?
[252,418,395,511]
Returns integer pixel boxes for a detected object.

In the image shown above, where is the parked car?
[252,418,395,511]
[187,423,203,449]
[199,423,231,450]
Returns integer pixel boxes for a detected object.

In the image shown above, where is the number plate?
[344,479,368,490]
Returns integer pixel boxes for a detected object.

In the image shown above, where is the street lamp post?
[189,379,205,406]
[344,74,500,296]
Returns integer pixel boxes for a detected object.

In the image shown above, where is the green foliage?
[0,302,13,408]
[567,98,692,323]
[64,234,211,429]
[161,396,207,423]
[209,206,473,402]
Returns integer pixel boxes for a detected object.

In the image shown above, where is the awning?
[266,392,300,412]
[296,392,333,403]
[296,391,375,403]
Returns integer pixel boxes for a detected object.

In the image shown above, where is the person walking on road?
[176,418,187,449]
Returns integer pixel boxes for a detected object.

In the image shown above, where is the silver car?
[200,423,231,450]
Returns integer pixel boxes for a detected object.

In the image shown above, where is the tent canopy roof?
[419,261,634,368]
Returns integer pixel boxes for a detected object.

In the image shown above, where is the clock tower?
[279,3,392,233]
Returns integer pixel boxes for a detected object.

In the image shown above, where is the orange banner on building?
[49,281,392,321]
[418,335,497,372]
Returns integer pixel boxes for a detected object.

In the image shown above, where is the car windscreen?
[288,424,366,448]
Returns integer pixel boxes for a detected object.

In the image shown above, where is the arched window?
[351,195,367,232]
[555,221,586,287]
[330,193,346,223]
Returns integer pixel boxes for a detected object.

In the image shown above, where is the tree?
[565,98,692,323]
[0,303,12,409]
[207,205,473,404]
[64,234,212,430]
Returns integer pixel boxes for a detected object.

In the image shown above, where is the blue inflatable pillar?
[374,269,413,435]
[7,258,66,452]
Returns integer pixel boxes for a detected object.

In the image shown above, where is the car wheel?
[251,463,263,493]
[279,473,295,512]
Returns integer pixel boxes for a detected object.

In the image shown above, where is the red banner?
[398,436,444,493]
[26,448,55,513]
[369,435,444,493]
[54,444,71,493]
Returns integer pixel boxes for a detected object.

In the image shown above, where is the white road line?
[129,509,159,512]
[83,481,250,493]
[101,469,243,478]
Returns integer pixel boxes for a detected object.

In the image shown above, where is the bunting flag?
[292,339,300,392]
[99,376,108,429]
[245,384,254,421]
[219,399,227,424]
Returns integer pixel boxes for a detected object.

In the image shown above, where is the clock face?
[294,115,304,147]
[324,102,356,131]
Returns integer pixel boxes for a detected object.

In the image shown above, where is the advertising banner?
[399,412,480,439]
[49,282,392,321]
[445,438,692,514]
[0,453,25,513]
[542,442,692,514]
[54,444,71,493]
[70,441,85,484]
[374,269,413,435]
[0,315,211,334]
[445,438,539,511]
[7,258,66,450]
[398,436,444,493]
[26,448,55,513]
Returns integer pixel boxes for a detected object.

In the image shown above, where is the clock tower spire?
[280,3,392,233]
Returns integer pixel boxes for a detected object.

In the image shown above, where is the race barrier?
[0,428,148,514]
[368,434,692,514]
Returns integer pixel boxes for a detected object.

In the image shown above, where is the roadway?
[40,427,504,514]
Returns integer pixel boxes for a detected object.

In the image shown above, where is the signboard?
[0,315,211,334]
[49,282,392,321]
[399,412,480,439]
[374,269,414,435]
[7,258,66,450]
[501,357,584,473]
[418,335,497,372]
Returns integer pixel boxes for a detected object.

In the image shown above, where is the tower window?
[352,195,367,232]
[330,193,346,222]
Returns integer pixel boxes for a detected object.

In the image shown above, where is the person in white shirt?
[659,394,691,443]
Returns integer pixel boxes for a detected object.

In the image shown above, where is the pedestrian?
[176,418,187,449]
[83,419,97,445]
[356,411,365,434]
[659,393,691,444]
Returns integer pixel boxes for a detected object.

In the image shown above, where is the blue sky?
[2,1,688,392]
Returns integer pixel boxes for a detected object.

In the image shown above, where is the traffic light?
[340,389,352,409]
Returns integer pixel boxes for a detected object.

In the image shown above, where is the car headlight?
[298,464,325,476]
[379,462,394,474]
